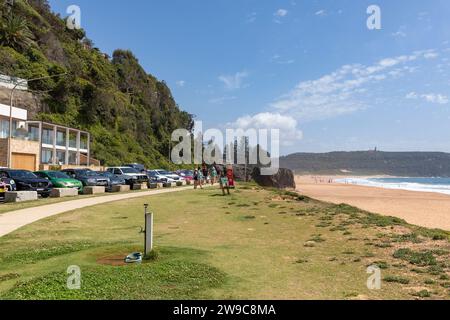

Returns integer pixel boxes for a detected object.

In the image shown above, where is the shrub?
[393,249,437,266]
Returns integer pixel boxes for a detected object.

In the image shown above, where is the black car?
[0,169,52,198]
[61,169,110,187]
[96,171,126,192]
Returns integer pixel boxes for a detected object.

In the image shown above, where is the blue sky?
[49,0,450,155]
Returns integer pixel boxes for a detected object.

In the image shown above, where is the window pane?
[41,149,53,164]
[56,151,66,165]
[0,119,9,139]
[28,125,39,142]
[68,152,77,165]
[69,132,77,148]
[80,134,88,150]
[56,130,66,146]
[42,129,54,145]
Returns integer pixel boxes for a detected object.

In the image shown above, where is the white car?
[106,167,149,183]
[148,170,183,183]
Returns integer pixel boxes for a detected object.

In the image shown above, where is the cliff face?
[0,87,42,118]
[0,0,193,168]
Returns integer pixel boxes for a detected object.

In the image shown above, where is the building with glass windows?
[0,103,92,171]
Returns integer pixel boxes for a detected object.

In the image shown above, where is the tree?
[0,14,35,50]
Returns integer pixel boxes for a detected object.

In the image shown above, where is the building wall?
[39,164,104,171]
[10,139,40,170]
[0,138,7,167]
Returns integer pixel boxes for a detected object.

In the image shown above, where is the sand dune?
[295,176,450,231]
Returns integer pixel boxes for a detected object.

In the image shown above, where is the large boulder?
[252,167,296,189]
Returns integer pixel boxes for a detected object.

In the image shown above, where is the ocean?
[337,177,450,195]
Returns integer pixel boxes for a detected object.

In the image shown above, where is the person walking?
[202,162,208,185]
[197,167,204,189]
[193,168,203,190]
[209,166,218,185]
[219,171,230,196]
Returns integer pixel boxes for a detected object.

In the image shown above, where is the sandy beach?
[295,176,450,231]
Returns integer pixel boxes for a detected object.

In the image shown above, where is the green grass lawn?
[0,184,449,300]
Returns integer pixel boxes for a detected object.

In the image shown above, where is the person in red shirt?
[226,166,235,188]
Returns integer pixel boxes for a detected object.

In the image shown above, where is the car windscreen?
[8,171,38,179]
[157,171,171,175]
[121,168,139,174]
[97,172,113,177]
[77,170,97,176]
[47,172,71,179]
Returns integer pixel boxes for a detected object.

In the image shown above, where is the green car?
[34,171,83,193]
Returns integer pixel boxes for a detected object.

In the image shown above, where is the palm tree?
[0,14,35,50]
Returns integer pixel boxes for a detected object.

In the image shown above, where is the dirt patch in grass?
[97,255,128,266]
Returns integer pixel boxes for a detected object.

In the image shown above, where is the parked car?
[0,169,52,198]
[177,170,194,182]
[147,170,176,183]
[123,163,146,173]
[106,167,149,184]
[61,169,110,187]
[0,173,17,200]
[96,171,126,192]
[34,171,83,193]
[156,169,184,182]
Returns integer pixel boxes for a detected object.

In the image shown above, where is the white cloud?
[176,80,185,87]
[246,12,257,23]
[274,9,288,17]
[218,71,249,90]
[208,96,237,104]
[229,112,303,147]
[271,55,295,65]
[392,30,406,38]
[315,10,327,17]
[424,51,439,59]
[271,50,439,121]
[406,92,449,104]
[392,26,407,38]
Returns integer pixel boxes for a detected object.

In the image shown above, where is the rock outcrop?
[251,167,296,189]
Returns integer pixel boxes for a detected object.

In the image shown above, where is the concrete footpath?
[0,186,197,238]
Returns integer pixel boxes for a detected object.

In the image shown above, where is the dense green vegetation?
[0,0,193,168]
[281,151,450,176]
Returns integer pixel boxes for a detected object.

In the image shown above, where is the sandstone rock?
[83,186,105,195]
[5,191,38,203]
[50,188,78,198]
[111,185,130,193]
[252,167,296,189]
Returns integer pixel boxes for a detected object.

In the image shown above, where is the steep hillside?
[280,151,450,177]
[0,0,193,168]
